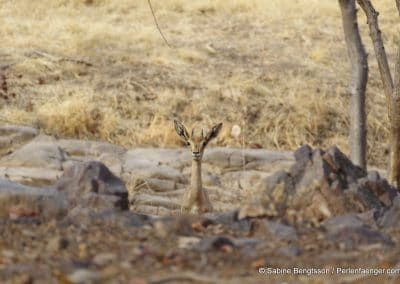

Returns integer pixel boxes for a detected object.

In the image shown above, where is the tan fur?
[174,120,222,214]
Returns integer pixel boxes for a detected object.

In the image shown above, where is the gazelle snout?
[192,151,201,159]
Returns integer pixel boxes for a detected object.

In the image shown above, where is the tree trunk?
[390,29,400,187]
[357,0,400,188]
[339,0,368,169]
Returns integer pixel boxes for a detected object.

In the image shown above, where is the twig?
[0,62,18,71]
[147,0,172,48]
[28,50,93,67]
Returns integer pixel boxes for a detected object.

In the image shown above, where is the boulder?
[203,148,293,171]
[241,145,397,224]
[65,207,152,227]
[56,161,128,210]
[325,226,394,249]
[379,196,400,229]
[250,219,298,242]
[56,139,126,157]
[0,124,38,157]
[0,139,67,170]
[322,214,365,233]
[123,148,190,169]
[0,166,61,187]
[0,178,66,220]
[202,210,252,232]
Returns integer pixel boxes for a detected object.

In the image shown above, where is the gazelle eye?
[186,141,190,146]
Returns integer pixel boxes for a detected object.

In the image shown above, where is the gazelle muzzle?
[192,151,201,159]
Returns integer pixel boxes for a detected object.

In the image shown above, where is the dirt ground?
[1,214,400,284]
[0,0,399,167]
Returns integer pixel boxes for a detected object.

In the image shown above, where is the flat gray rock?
[57,139,126,157]
[322,214,365,233]
[203,148,294,170]
[123,162,185,183]
[0,140,67,170]
[123,148,190,169]
[0,124,38,157]
[0,166,61,187]
[0,178,67,219]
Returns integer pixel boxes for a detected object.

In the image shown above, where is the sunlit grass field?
[0,0,399,167]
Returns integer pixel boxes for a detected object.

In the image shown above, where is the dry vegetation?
[0,0,399,167]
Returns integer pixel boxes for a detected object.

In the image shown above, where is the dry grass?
[0,0,399,167]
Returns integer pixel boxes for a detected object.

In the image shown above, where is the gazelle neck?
[191,159,202,193]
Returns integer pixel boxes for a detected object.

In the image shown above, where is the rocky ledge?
[1,124,400,283]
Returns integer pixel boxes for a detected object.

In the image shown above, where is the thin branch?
[28,50,93,67]
[357,0,393,101]
[147,0,172,48]
[396,0,400,15]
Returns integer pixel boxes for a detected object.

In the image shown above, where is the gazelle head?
[174,119,223,161]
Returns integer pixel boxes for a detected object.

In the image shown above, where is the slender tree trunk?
[357,0,400,188]
[339,0,368,169]
[390,36,400,187]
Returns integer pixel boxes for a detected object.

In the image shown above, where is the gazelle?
[174,119,223,214]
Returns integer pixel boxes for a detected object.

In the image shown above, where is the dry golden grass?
[0,0,399,167]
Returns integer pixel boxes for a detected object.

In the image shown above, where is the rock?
[131,177,177,192]
[277,245,302,258]
[178,236,201,249]
[379,196,400,228]
[221,170,271,192]
[322,214,364,233]
[363,171,397,207]
[231,237,261,247]
[202,148,234,168]
[57,139,126,157]
[131,194,180,210]
[0,166,61,187]
[123,148,189,169]
[132,204,174,216]
[202,171,221,187]
[124,164,185,184]
[121,211,153,227]
[238,199,279,220]
[190,236,235,252]
[326,226,394,249]
[242,145,396,224]
[153,216,193,238]
[0,139,67,170]
[56,161,128,210]
[0,178,66,220]
[203,210,252,232]
[47,236,69,252]
[68,269,101,284]
[98,153,123,176]
[203,147,294,171]
[64,207,152,228]
[0,124,38,157]
[250,219,298,241]
[93,253,116,266]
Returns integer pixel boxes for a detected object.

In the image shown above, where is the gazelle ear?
[204,122,223,146]
[174,119,190,142]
